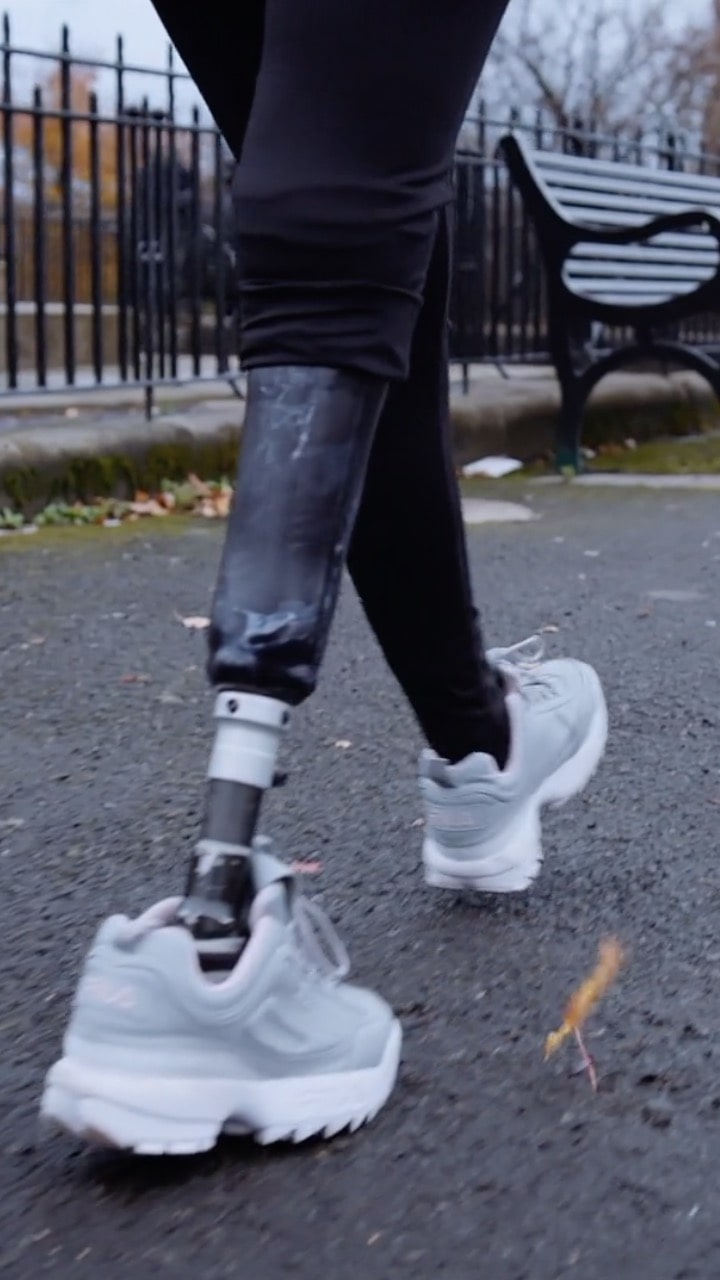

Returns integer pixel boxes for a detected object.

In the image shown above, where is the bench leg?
[555,382,584,474]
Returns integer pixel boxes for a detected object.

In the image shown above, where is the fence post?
[2,13,18,387]
[59,24,76,384]
[115,35,128,381]
[32,84,47,385]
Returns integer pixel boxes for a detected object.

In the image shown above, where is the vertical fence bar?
[152,111,167,379]
[475,100,489,365]
[139,101,155,418]
[127,108,141,381]
[503,108,519,361]
[32,85,47,386]
[115,36,128,380]
[88,91,103,383]
[166,45,179,378]
[2,14,18,388]
[189,106,202,377]
[60,25,76,383]
[489,121,503,360]
[213,129,229,375]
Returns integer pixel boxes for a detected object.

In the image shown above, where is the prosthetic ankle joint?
[177,691,289,945]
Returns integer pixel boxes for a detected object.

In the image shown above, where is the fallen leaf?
[178,615,211,630]
[545,937,626,1091]
[128,498,168,517]
[188,473,212,498]
[214,490,232,519]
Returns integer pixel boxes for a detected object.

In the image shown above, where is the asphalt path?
[2,483,720,1279]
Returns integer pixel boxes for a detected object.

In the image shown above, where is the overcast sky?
[8,0,714,116]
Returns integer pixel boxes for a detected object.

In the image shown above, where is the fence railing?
[3,14,720,410]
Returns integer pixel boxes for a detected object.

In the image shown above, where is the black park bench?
[498,133,720,470]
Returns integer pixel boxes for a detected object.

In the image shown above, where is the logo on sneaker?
[426,805,487,831]
[79,975,137,1011]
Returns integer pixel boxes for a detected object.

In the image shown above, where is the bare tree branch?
[481,0,718,141]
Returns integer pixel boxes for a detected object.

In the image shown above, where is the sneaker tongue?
[248,848,295,929]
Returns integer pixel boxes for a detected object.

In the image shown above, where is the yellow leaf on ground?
[545,937,625,1060]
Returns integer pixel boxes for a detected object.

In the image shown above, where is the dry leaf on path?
[545,937,626,1091]
[129,497,168,517]
[188,473,212,498]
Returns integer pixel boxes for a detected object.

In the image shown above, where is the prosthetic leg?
[177,366,388,963]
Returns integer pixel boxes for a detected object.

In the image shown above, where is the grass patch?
[587,433,720,474]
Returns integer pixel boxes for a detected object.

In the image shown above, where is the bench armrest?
[498,134,720,264]
[566,208,720,248]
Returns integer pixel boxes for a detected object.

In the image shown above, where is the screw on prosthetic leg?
[178,691,289,969]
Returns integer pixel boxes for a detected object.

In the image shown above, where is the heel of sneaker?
[40,1059,226,1155]
[423,802,542,893]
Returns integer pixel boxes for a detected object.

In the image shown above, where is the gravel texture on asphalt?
[2,484,720,1280]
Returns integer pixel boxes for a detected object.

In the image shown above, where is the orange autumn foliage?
[15,68,117,206]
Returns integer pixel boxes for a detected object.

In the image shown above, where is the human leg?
[41,0,548,1153]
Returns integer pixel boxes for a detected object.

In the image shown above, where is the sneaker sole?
[423,677,608,893]
[39,1019,402,1155]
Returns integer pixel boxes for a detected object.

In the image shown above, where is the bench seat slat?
[565,261,716,283]
[567,241,718,266]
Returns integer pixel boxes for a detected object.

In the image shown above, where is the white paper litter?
[462,456,523,479]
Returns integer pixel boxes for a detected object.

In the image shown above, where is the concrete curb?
[0,367,717,512]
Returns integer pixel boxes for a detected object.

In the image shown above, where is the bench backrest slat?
[502,135,720,307]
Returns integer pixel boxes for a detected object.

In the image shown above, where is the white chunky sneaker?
[419,637,607,893]
[40,855,401,1154]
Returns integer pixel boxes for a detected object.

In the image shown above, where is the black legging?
[150,0,511,763]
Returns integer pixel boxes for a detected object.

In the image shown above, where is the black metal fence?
[3,15,720,409]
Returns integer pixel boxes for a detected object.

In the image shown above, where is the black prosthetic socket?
[182,367,388,958]
[207,366,389,700]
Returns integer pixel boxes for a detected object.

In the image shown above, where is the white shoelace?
[487,634,545,671]
[486,634,561,703]
[292,896,350,982]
